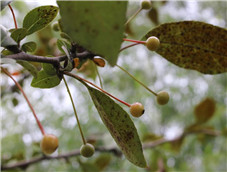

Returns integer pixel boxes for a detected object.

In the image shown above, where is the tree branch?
[1,127,222,170]
[2,52,67,65]
[1,146,122,170]
[2,51,96,68]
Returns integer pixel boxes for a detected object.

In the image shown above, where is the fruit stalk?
[125,8,142,26]
[63,76,86,145]
[123,38,146,44]
[64,72,131,107]
[116,65,157,96]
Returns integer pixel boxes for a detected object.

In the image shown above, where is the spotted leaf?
[144,21,227,74]
[85,84,147,168]
[23,6,58,35]
[57,1,127,66]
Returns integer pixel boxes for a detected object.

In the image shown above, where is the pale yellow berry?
[130,102,145,117]
[80,143,95,158]
[156,91,169,105]
[40,134,58,155]
[146,36,160,51]
[141,0,152,10]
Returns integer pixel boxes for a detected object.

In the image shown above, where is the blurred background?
[1,1,226,171]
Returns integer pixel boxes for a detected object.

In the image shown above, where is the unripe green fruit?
[130,102,145,117]
[52,22,60,32]
[146,36,160,51]
[80,143,95,158]
[40,134,58,155]
[141,0,152,10]
[156,91,169,105]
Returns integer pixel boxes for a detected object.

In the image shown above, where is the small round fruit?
[141,0,152,10]
[156,91,169,105]
[40,134,58,155]
[80,143,95,158]
[146,36,160,51]
[130,102,145,117]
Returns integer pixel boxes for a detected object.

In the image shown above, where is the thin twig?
[3,51,95,67]
[3,52,66,65]
[1,146,121,170]
[8,4,17,29]
[1,67,45,135]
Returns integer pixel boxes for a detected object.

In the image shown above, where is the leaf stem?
[64,72,131,107]
[116,65,157,96]
[8,4,18,29]
[1,67,45,135]
[62,76,86,145]
[125,8,142,26]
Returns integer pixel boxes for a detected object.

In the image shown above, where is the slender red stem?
[64,72,131,107]
[8,4,18,29]
[123,38,146,44]
[1,67,45,135]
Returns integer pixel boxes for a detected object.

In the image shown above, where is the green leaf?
[194,98,216,124]
[42,63,56,75]
[16,60,38,77]
[31,70,61,88]
[85,84,147,168]
[0,25,17,47]
[57,1,127,66]
[56,39,71,54]
[1,49,13,56]
[21,41,37,52]
[23,5,59,35]
[10,28,27,43]
[144,21,227,74]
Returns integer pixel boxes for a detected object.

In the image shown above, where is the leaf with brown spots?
[144,21,227,74]
[23,6,59,35]
[57,1,127,66]
[85,84,147,168]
